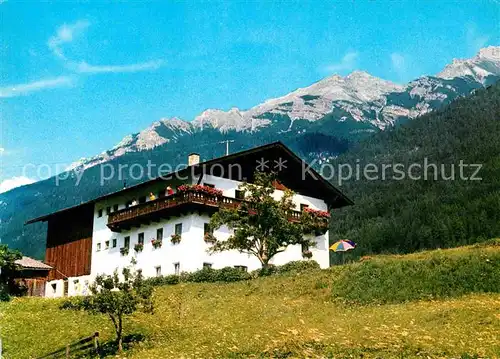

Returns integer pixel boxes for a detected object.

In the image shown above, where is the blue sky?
[0,0,499,189]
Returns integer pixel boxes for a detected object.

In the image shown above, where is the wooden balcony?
[107,190,305,232]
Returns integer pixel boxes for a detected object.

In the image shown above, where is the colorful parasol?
[329,239,356,252]
[329,239,357,264]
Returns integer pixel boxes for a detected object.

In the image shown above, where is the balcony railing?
[107,189,314,231]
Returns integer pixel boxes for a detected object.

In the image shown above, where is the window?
[300,204,309,211]
[97,209,103,217]
[138,232,144,245]
[156,228,163,240]
[113,204,119,212]
[51,283,57,293]
[203,262,212,269]
[105,240,110,250]
[204,223,212,234]
[175,223,183,235]
[155,266,162,277]
[96,243,101,251]
[112,238,117,248]
[106,206,111,215]
[124,236,130,249]
[174,262,180,275]
[139,196,146,204]
[63,280,69,296]
[234,265,248,272]
[204,183,215,188]
[235,189,245,200]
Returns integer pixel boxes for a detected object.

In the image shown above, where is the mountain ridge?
[69,47,500,172]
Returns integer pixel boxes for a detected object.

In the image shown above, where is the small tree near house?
[61,267,153,352]
[208,172,326,269]
[0,244,22,300]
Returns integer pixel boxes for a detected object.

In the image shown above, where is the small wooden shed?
[14,256,52,297]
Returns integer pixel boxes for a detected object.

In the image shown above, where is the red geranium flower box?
[177,184,223,197]
[303,207,330,218]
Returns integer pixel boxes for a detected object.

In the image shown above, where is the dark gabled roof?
[25,202,95,225]
[26,141,353,224]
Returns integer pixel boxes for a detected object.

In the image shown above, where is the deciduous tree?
[209,172,327,269]
[62,268,153,352]
[0,244,22,300]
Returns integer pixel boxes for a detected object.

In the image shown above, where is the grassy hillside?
[2,241,499,358]
[330,82,500,263]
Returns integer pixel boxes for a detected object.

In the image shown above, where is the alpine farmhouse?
[26,142,352,297]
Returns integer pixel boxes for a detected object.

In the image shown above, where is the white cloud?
[0,176,36,194]
[0,148,4,154]
[324,51,359,73]
[0,76,74,98]
[3,20,165,99]
[390,52,407,80]
[75,59,165,74]
[466,23,489,54]
[47,20,165,75]
[48,20,90,59]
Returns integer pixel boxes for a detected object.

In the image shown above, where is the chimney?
[188,153,200,166]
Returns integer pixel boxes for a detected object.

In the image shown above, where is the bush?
[145,260,320,288]
[60,295,88,310]
[182,268,218,283]
[251,265,278,277]
[276,260,320,274]
[145,267,251,287]
[144,274,179,287]
[330,247,500,304]
[0,283,11,302]
[214,266,252,282]
[183,267,251,283]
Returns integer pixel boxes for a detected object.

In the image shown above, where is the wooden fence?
[37,332,100,358]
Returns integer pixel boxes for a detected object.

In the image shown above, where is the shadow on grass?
[96,333,146,358]
[38,333,146,358]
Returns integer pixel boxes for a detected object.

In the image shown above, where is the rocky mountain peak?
[437,46,500,83]
[478,46,500,60]
[160,117,193,131]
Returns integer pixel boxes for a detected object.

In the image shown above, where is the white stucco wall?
[45,279,64,298]
[45,275,93,298]
[47,174,330,297]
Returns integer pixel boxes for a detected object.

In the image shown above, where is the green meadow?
[2,240,499,358]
